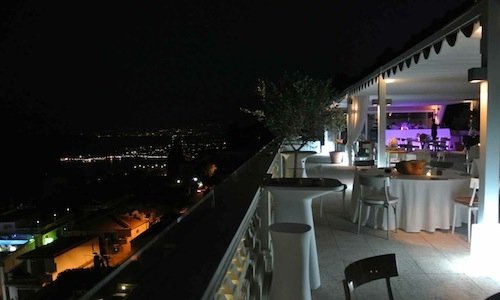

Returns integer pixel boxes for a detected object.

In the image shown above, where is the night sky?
[1,0,472,134]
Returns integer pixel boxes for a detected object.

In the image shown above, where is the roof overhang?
[336,2,484,109]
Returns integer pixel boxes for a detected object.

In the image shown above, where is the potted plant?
[243,72,337,177]
[326,105,347,164]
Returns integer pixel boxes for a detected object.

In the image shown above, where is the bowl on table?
[395,160,427,175]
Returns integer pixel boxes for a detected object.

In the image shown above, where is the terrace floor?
[302,153,500,300]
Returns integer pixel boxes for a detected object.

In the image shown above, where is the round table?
[351,169,470,232]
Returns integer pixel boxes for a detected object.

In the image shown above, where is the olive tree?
[243,73,339,177]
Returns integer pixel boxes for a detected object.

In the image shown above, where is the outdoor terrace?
[305,154,500,299]
[79,146,500,300]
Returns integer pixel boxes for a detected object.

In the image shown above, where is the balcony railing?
[79,140,282,300]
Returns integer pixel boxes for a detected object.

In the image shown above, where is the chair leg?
[451,205,457,235]
[363,206,371,226]
[467,208,472,243]
[357,203,363,234]
[392,205,398,233]
[386,278,395,300]
[386,206,390,240]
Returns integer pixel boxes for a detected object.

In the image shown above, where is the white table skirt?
[281,151,316,178]
[351,169,470,232]
[264,179,344,290]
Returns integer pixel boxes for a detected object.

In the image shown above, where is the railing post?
[257,187,271,252]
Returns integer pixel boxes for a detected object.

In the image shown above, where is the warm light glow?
[426,170,431,176]
[470,224,500,280]
[385,78,396,84]
[472,25,482,38]
[43,237,54,245]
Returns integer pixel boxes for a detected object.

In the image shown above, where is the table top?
[263,177,346,190]
[281,150,317,155]
[358,168,470,181]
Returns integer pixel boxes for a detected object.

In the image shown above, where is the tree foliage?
[325,105,347,140]
[244,73,339,150]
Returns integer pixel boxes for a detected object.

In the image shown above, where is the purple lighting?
[385,129,451,149]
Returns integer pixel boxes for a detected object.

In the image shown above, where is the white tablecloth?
[351,169,470,232]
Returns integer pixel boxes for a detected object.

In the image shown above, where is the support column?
[346,97,353,166]
[471,0,500,273]
[258,188,272,251]
[477,0,500,225]
[377,75,387,167]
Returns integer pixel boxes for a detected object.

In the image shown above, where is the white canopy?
[339,6,482,108]
[338,0,500,257]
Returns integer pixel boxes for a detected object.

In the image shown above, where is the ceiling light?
[468,67,487,83]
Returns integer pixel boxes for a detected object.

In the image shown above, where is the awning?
[337,2,484,107]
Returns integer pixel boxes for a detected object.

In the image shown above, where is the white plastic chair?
[451,177,479,243]
[357,175,399,239]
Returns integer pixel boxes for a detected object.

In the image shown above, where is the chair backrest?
[359,175,391,203]
[468,177,480,206]
[343,253,398,300]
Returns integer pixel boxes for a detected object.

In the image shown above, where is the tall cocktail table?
[263,177,347,289]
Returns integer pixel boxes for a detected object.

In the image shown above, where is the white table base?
[270,223,312,300]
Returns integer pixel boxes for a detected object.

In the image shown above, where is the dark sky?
[1,0,472,134]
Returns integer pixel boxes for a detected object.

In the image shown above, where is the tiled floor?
[304,155,500,300]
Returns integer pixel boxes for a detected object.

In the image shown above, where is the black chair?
[343,254,398,300]
[486,292,500,300]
